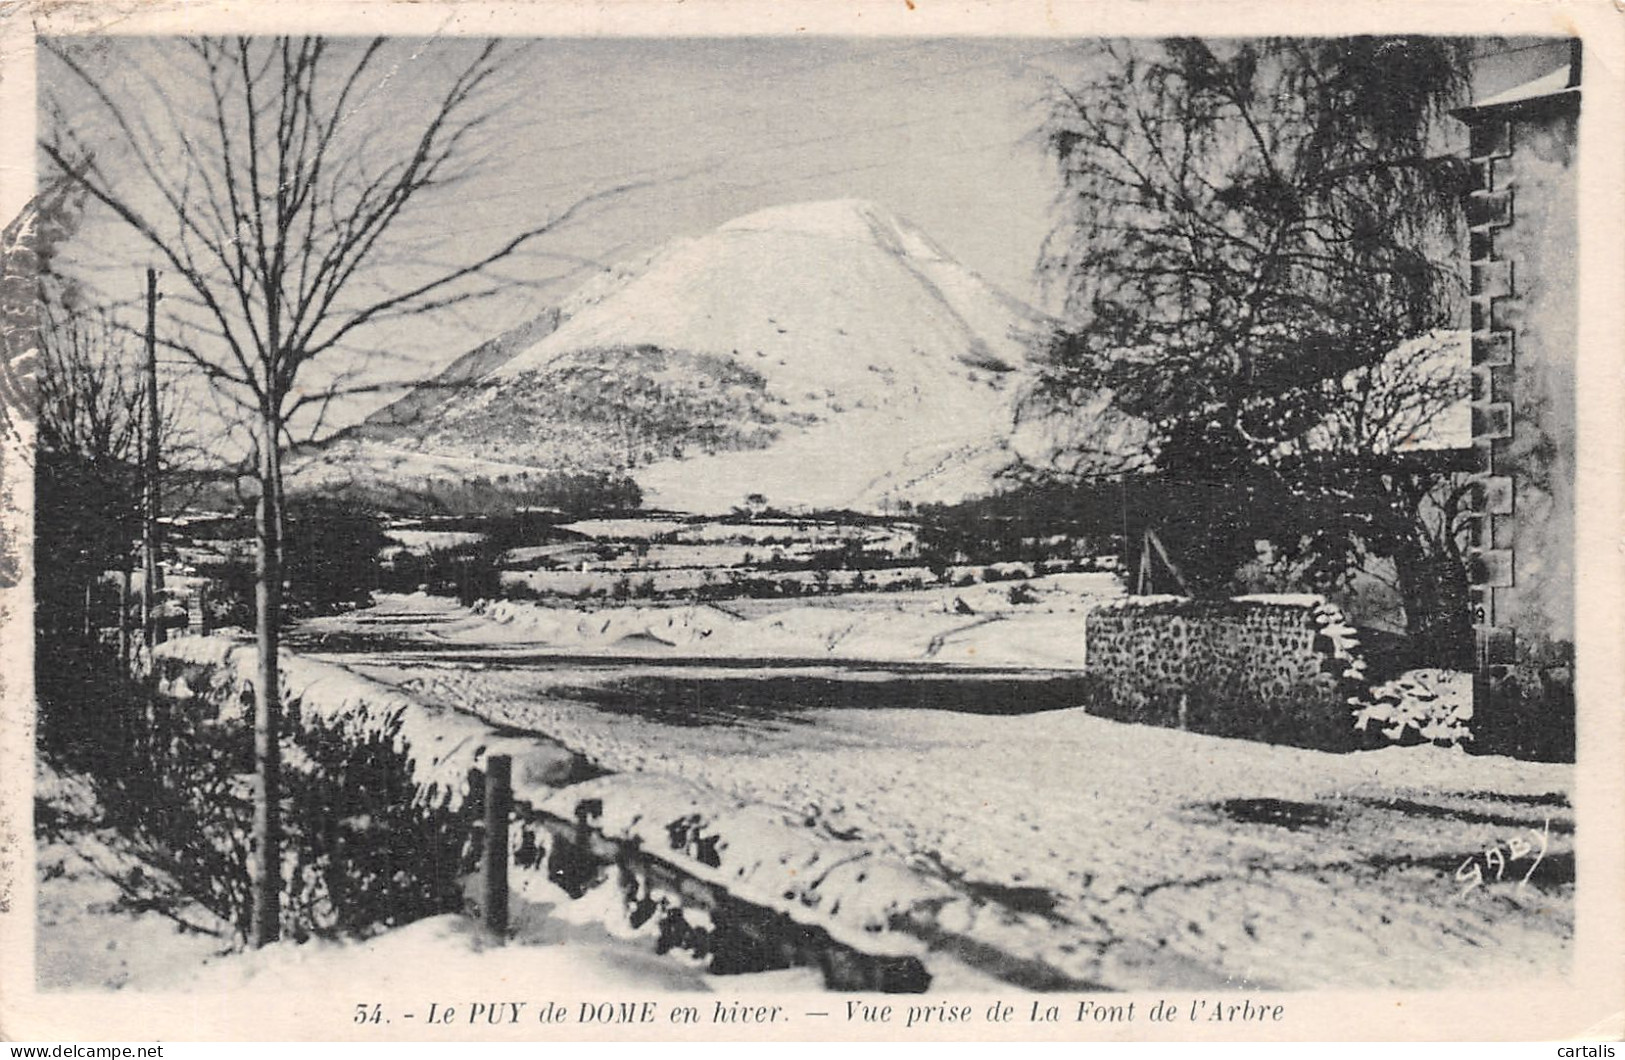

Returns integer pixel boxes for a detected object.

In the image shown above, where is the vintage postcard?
[0,0,1621,1045]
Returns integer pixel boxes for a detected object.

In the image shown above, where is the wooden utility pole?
[483,755,512,939]
[142,267,165,648]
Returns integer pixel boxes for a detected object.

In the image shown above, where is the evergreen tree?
[1031,37,1475,663]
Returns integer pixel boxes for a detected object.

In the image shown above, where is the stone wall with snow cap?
[1083,594,1369,750]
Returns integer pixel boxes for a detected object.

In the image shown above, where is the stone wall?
[1083,595,1367,750]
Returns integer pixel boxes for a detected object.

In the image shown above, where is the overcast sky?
[475,37,1069,300]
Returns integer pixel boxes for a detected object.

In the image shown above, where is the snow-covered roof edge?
[1455,53,1581,118]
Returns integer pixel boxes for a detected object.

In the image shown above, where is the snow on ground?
[156,630,998,976]
[557,518,692,540]
[34,756,805,994]
[348,573,1122,671]
[34,759,236,990]
[298,595,1574,991]
[154,914,723,994]
[458,595,1093,669]
[499,564,940,603]
[660,519,915,549]
[510,541,825,571]
[382,528,487,552]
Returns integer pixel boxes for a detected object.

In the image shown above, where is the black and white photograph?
[0,1,1620,1044]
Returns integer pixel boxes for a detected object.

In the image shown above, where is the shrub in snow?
[1007,582,1039,606]
[117,641,486,943]
[1352,668,1474,748]
[283,705,480,940]
[40,646,257,937]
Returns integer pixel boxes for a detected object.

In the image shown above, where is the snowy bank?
[156,635,584,808]
[150,636,1000,988]
[153,913,718,994]
[468,597,1095,670]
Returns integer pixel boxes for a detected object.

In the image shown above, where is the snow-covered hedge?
[151,637,499,940]
[150,637,980,987]
[155,636,585,810]
[1082,594,1370,750]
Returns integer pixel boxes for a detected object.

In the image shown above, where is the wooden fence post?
[483,754,512,939]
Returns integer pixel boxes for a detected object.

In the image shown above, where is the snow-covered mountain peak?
[346,199,1054,512]
[717,198,952,263]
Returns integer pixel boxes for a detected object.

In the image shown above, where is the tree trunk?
[250,424,283,948]
[1391,531,1472,670]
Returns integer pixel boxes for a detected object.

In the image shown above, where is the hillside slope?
[382,199,1051,512]
[349,309,563,441]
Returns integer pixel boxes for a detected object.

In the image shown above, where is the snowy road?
[294,595,1575,991]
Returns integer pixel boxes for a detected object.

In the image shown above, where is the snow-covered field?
[476,512,1110,611]
[498,564,945,601]
[355,571,1123,670]
[383,528,487,552]
[288,593,1574,990]
[461,589,1104,669]
[40,578,1570,993]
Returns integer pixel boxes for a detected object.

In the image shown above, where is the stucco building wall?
[1458,66,1579,759]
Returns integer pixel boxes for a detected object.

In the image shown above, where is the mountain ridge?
[298,199,1054,513]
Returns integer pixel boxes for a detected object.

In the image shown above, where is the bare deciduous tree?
[32,291,143,644]
[19,172,181,651]
[39,35,633,946]
[36,297,142,468]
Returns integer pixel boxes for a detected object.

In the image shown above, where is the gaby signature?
[1454,817,1551,898]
